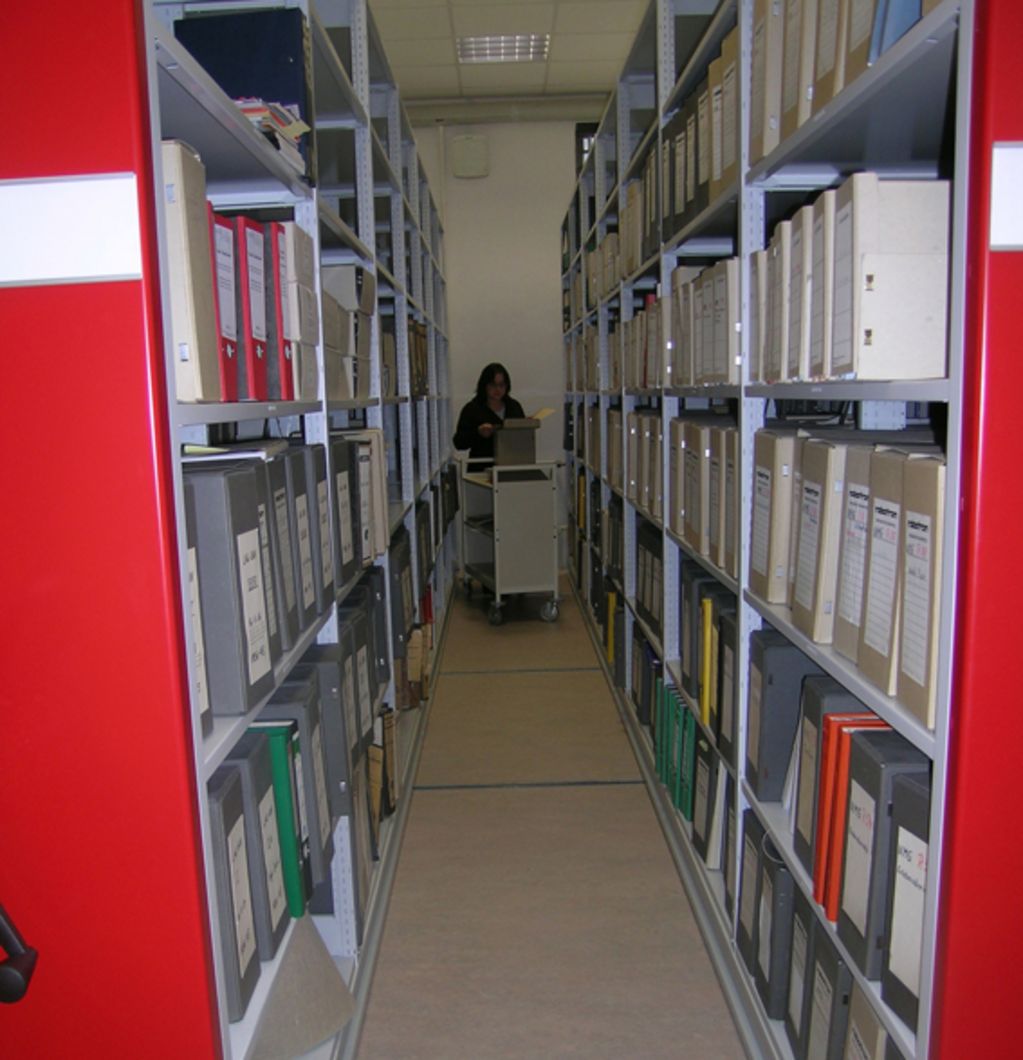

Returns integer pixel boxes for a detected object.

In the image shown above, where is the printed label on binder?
[236,528,271,685]
[228,815,256,974]
[259,787,287,929]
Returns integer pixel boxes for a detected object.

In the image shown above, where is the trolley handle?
[0,904,38,1004]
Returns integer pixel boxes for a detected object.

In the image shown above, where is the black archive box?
[807,921,852,1060]
[737,809,765,975]
[366,566,391,687]
[266,454,302,650]
[754,836,796,1019]
[299,443,335,614]
[716,607,739,766]
[785,885,817,1058]
[182,478,213,737]
[223,731,290,961]
[388,526,414,658]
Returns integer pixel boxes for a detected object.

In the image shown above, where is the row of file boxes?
[602,492,625,587]
[620,293,663,391]
[163,140,323,405]
[630,624,662,728]
[750,427,946,726]
[669,258,741,387]
[601,583,627,690]
[750,172,949,384]
[669,415,741,579]
[750,0,943,166]
[635,518,663,642]
[626,410,664,521]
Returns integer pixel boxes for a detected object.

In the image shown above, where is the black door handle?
[0,904,37,1004]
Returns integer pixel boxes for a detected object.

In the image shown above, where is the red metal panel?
[0,1,219,1055]
[932,1,1023,1055]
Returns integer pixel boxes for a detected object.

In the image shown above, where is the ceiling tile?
[383,37,457,66]
[458,62,548,95]
[450,3,555,37]
[394,66,462,97]
[554,1,646,35]
[548,32,633,63]
[546,59,623,92]
[372,7,452,40]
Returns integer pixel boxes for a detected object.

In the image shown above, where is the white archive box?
[669,265,700,387]
[750,0,785,164]
[813,0,850,116]
[830,172,950,380]
[792,438,848,643]
[750,249,768,383]
[786,433,807,606]
[750,429,798,603]
[781,0,819,140]
[683,419,713,556]
[696,269,716,384]
[809,189,837,379]
[765,220,792,382]
[719,27,741,192]
[712,257,741,384]
[788,205,814,381]
[669,418,686,538]
[833,443,875,663]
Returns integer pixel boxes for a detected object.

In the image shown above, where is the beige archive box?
[691,271,708,384]
[650,414,664,522]
[809,189,837,378]
[750,0,785,164]
[322,292,354,401]
[813,0,850,115]
[830,173,950,380]
[750,249,769,383]
[897,456,946,728]
[708,54,726,204]
[845,0,883,86]
[608,408,624,491]
[638,413,653,512]
[788,205,814,381]
[160,141,220,403]
[669,418,687,538]
[792,439,848,642]
[833,444,874,662]
[712,257,741,384]
[765,220,792,382]
[750,429,798,603]
[294,344,320,401]
[708,427,730,570]
[627,412,641,503]
[720,28,741,191]
[781,0,820,139]
[669,265,700,387]
[787,433,807,606]
[724,427,741,578]
[683,419,714,556]
[858,449,912,695]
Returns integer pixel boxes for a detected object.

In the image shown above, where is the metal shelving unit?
[561,2,972,1058]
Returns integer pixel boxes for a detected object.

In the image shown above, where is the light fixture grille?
[456,34,550,64]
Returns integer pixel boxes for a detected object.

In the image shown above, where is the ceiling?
[367,0,649,124]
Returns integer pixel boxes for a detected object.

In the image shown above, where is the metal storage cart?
[460,461,560,625]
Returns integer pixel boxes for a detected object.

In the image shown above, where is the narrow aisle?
[358,588,744,1059]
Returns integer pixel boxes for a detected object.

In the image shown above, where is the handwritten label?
[236,528,270,685]
[842,779,877,934]
[888,825,928,997]
[228,815,256,974]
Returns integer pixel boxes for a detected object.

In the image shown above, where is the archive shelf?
[176,400,322,427]
[562,1,974,1057]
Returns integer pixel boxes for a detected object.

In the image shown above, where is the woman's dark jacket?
[452,396,526,463]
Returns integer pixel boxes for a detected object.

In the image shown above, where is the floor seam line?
[440,666,602,676]
[413,779,644,791]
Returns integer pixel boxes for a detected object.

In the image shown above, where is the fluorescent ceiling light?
[456,34,550,64]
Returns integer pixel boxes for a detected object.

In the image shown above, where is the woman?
[452,362,525,466]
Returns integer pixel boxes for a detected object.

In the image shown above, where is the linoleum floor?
[356,586,744,1059]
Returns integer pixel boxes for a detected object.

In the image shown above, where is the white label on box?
[273,487,297,612]
[694,756,710,842]
[343,656,357,749]
[795,479,823,610]
[808,961,834,1059]
[990,143,1023,249]
[849,0,874,49]
[842,778,877,935]
[782,0,802,113]
[847,1017,873,1060]
[336,471,354,566]
[245,227,267,342]
[723,63,737,171]
[721,643,735,746]
[889,825,927,997]
[357,646,372,735]
[277,229,288,309]
[816,0,840,77]
[789,915,808,1029]
[740,835,759,934]
[758,872,774,976]
[256,503,278,640]
[317,479,333,589]
[185,547,211,724]
[748,665,763,771]
[863,499,901,655]
[901,510,933,688]
[752,466,772,576]
[293,740,310,847]
[227,815,257,975]
[797,716,819,845]
[236,528,271,685]
[711,85,724,182]
[258,786,287,930]
[838,483,870,625]
[831,201,854,374]
[295,494,316,611]
[214,223,237,341]
[311,722,331,849]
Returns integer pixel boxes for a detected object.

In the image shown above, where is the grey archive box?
[330,437,362,587]
[262,672,334,888]
[494,418,539,464]
[785,886,817,1058]
[265,455,301,650]
[339,594,375,745]
[716,608,738,768]
[282,447,319,631]
[737,809,765,976]
[388,525,414,658]
[366,566,391,687]
[837,729,929,981]
[250,460,284,665]
[207,765,261,1021]
[186,464,276,715]
[224,731,290,960]
[806,922,852,1060]
[746,630,822,802]
[793,675,867,877]
[298,443,335,614]
[182,478,213,737]
[754,836,796,1020]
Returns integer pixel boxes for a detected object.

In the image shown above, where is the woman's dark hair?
[474,362,512,404]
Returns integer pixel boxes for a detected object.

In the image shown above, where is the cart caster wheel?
[488,603,504,626]
[541,601,560,623]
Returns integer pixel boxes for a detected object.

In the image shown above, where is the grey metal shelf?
[176,400,321,426]
[328,398,379,412]
[663,181,739,257]
[665,526,739,596]
[746,379,951,402]
[319,198,373,264]
[310,9,368,127]
[664,0,738,116]
[665,384,741,400]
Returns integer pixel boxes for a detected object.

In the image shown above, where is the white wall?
[414,122,577,466]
